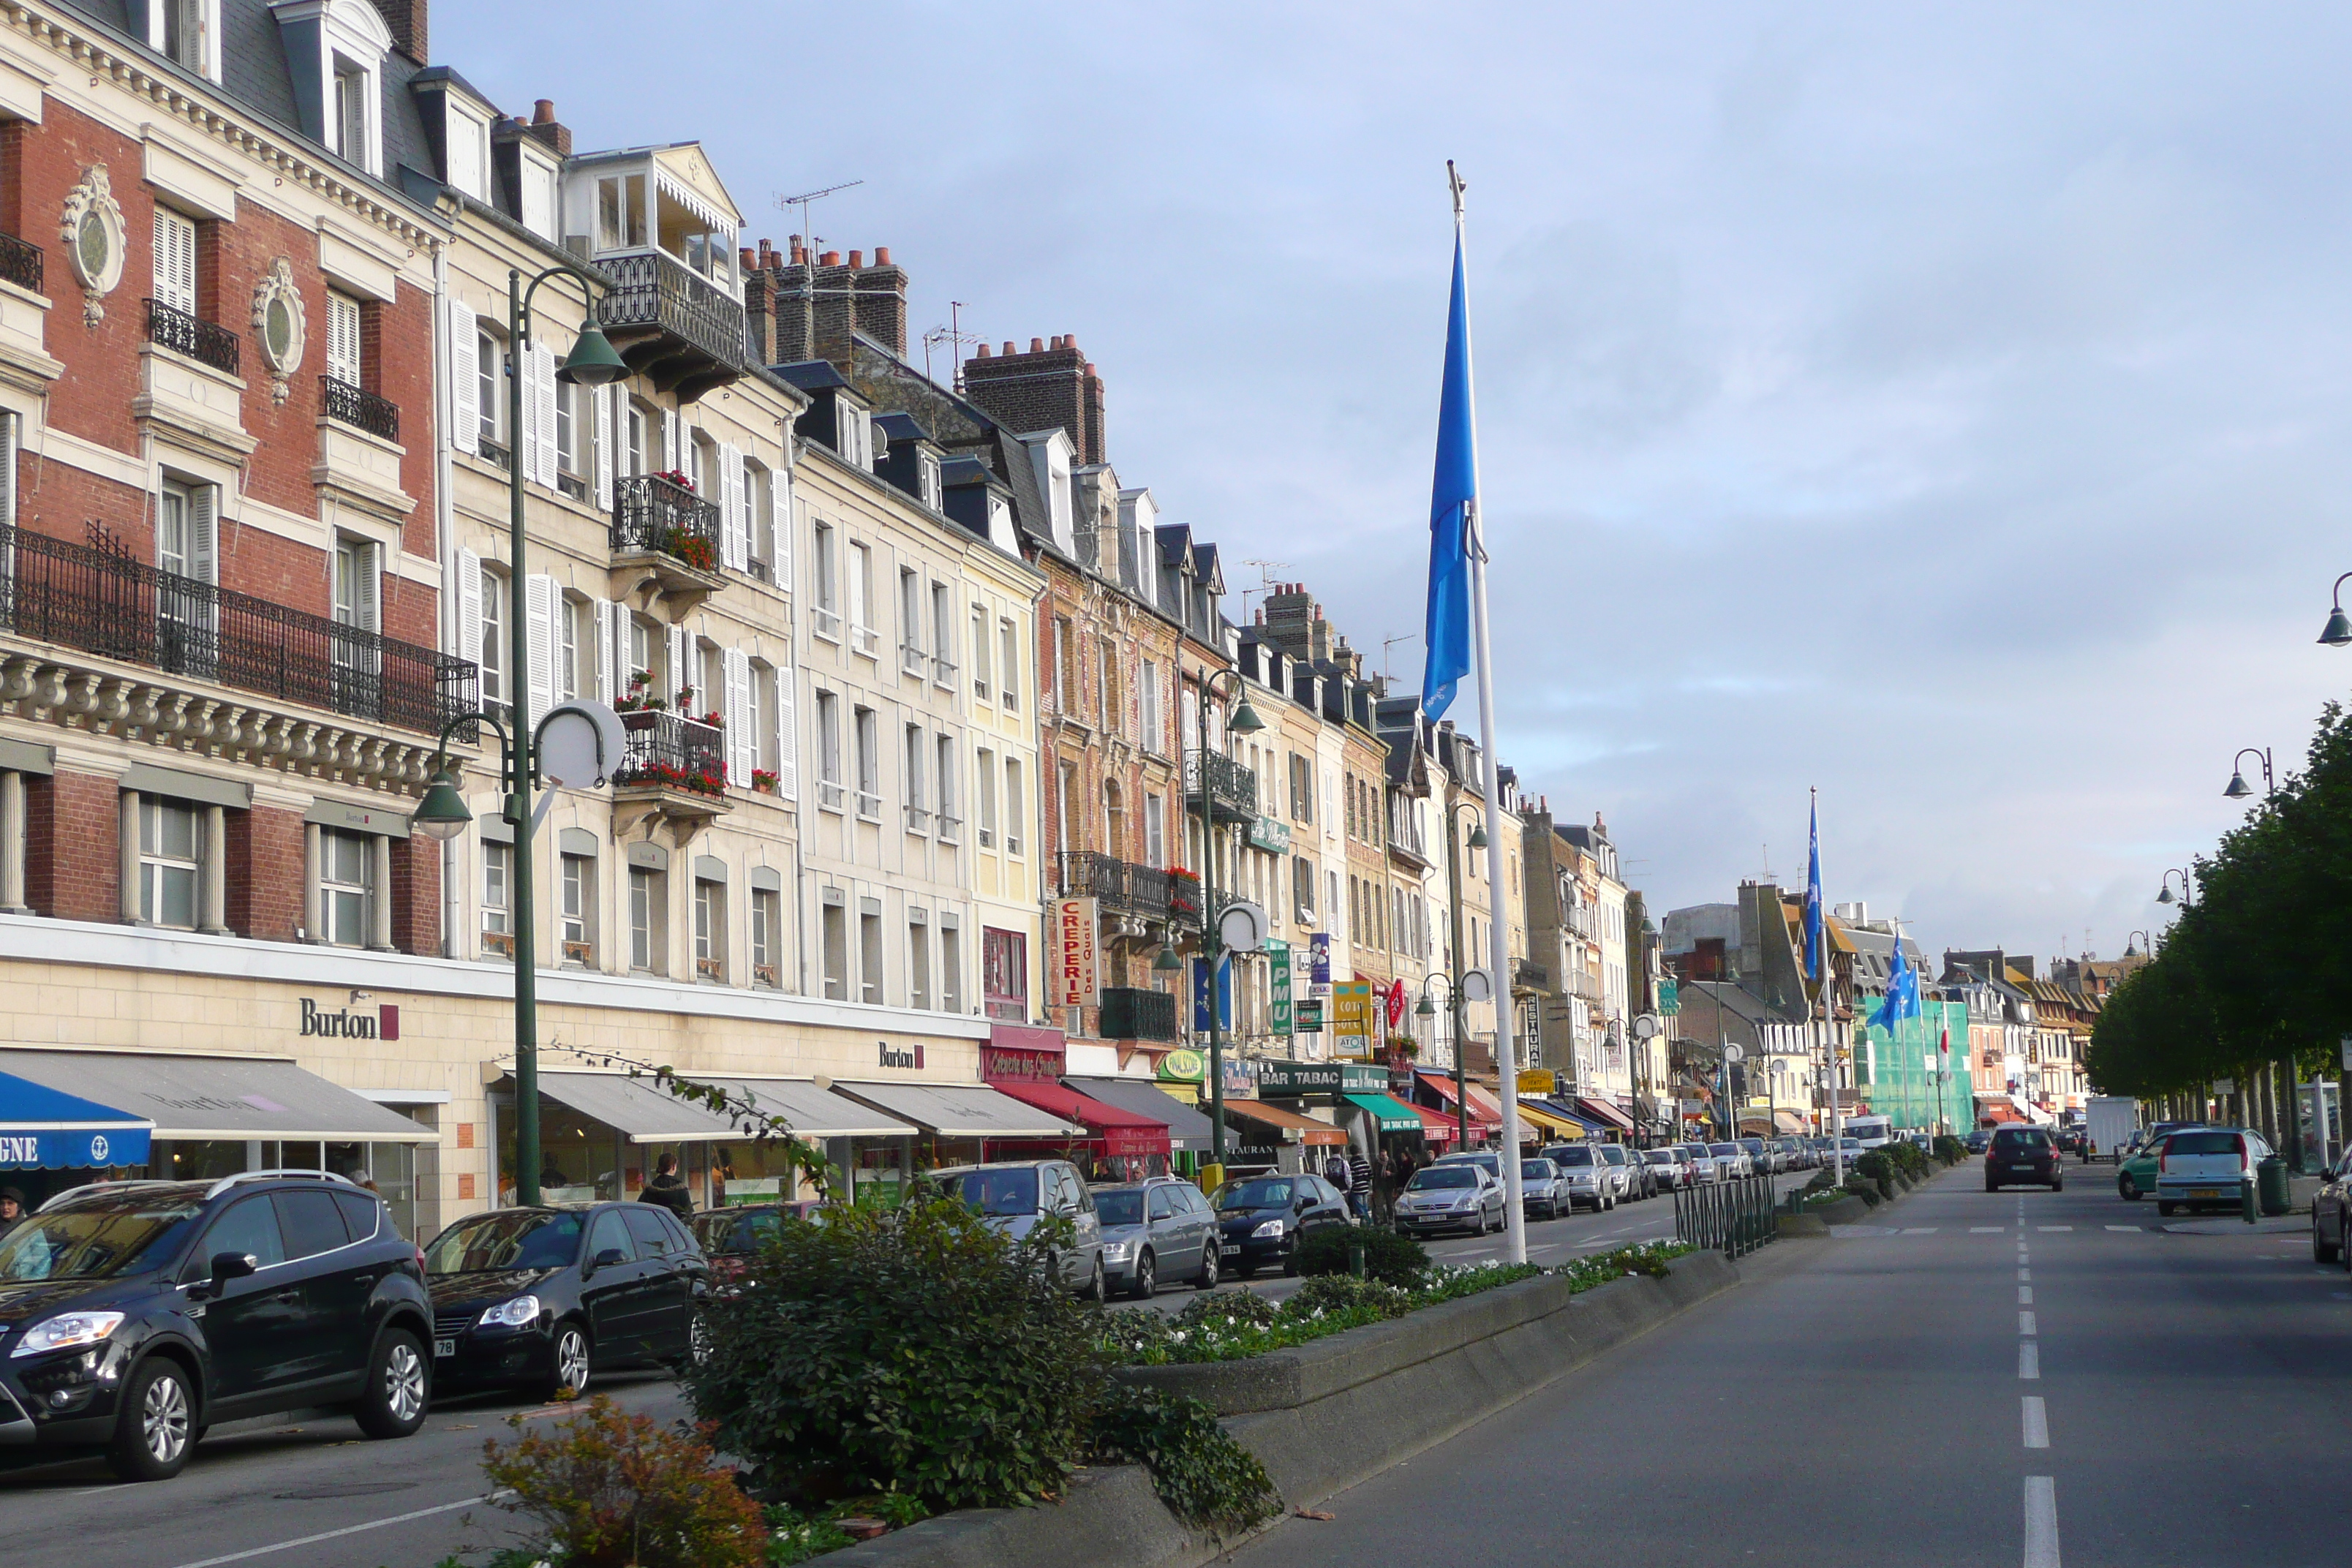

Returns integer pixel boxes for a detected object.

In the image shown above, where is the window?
[976,748,998,848]
[333,56,373,173]
[1290,755,1313,823]
[899,568,925,676]
[478,566,505,709]
[555,382,578,478]
[821,900,848,1000]
[848,541,877,655]
[908,919,931,1010]
[1003,758,1024,856]
[694,878,724,981]
[1292,856,1315,920]
[483,843,510,943]
[331,537,377,633]
[1139,663,1160,751]
[904,723,928,830]
[815,690,844,811]
[942,924,963,1014]
[1099,639,1120,732]
[596,173,649,249]
[445,107,489,200]
[854,706,881,819]
[1000,620,1020,712]
[475,330,501,451]
[859,906,883,1004]
[1145,792,1165,866]
[628,867,661,972]
[972,606,991,700]
[157,0,214,77]
[1052,617,1074,712]
[139,799,199,929]
[931,584,955,682]
[750,889,779,987]
[936,736,960,841]
[325,291,362,388]
[152,208,197,317]
[810,521,841,640]
[982,928,1028,1022]
[554,598,580,704]
[519,151,557,240]
[320,829,372,948]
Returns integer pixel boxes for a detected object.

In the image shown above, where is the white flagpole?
[1452,162,1527,1265]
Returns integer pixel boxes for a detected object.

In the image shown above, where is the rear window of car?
[2166,1131,2243,1156]
[1551,1146,1594,1166]
[1409,1167,1478,1190]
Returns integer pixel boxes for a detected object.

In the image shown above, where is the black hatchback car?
[423,1203,709,1401]
[1210,1173,1352,1278]
[0,1173,433,1482]
[1985,1127,2062,1192]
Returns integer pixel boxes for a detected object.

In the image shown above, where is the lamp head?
[1152,944,1183,973]
[556,316,628,386]
[2155,884,2174,905]
[1467,823,1488,850]
[412,765,475,842]
[2223,771,2252,799]
[1415,993,1436,1018]
[2323,606,2352,647]
[1228,696,1266,736]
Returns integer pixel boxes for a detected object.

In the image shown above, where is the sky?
[438,1,2352,965]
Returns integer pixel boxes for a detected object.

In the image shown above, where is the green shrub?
[1089,1386,1282,1537]
[682,1196,1105,1512]
[1842,1177,1882,1206]
[1293,1224,1427,1285]
[1288,1272,1416,1320]
[1932,1134,1969,1165]
[1882,1141,1930,1177]
[475,1394,768,1568]
[1802,1187,1855,1208]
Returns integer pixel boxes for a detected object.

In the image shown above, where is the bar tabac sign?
[1053,897,1099,1008]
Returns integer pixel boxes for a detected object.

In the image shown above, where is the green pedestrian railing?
[1673,1175,1779,1259]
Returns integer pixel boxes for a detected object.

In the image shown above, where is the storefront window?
[982,927,1027,1022]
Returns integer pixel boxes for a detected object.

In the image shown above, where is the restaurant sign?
[1052,898,1099,1008]
[982,1023,1066,1085]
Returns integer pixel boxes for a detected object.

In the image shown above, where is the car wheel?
[353,1327,430,1440]
[1986,1180,2000,1192]
[1131,1250,1156,1300]
[108,1357,195,1482]
[2051,1177,2064,1192]
[1196,1244,1221,1289]
[538,1321,592,1403]
[2313,1216,2340,1265]
[1082,1257,1107,1303]
[2157,1201,2177,1217]
[2119,1174,2140,1201]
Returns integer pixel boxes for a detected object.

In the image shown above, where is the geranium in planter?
[753,769,780,794]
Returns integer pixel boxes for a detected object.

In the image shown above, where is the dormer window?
[919,453,941,510]
[445,106,491,201]
[273,1,389,177]
[333,57,371,167]
[152,0,221,78]
[518,147,558,241]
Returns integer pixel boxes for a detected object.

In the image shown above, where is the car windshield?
[1994,1131,2049,1151]
[693,1210,785,1254]
[1709,1143,1741,1156]
[424,1210,585,1274]
[1741,1139,1765,1153]
[1094,1191,1146,1226]
[1551,1146,1594,1166]
[1409,1167,1478,1190]
[1599,1146,1627,1164]
[1217,1180,1294,1210]
[0,1191,205,1282]
[2166,1131,2242,1156]
[1643,1150,1676,1164]
[1520,1161,1555,1180]
[948,1169,1041,1217]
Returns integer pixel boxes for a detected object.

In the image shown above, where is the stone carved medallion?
[59,165,126,328]
[251,257,307,405]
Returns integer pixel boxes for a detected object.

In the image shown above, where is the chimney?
[849,245,909,358]
[848,249,863,268]
[960,333,1104,464]
[819,251,840,265]
[742,243,777,362]
[370,0,427,62]
[524,98,570,157]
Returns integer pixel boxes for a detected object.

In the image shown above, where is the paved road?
[1226,1158,2352,1567]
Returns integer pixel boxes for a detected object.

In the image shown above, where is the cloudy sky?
[442,1,2352,964]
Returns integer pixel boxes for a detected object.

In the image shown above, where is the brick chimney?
[760,243,908,369]
[524,98,570,158]
[960,334,1106,465]
[1259,583,1336,665]
[371,0,428,63]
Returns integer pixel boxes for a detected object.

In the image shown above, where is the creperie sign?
[1053,897,1099,1008]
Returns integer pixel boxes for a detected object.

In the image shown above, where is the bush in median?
[1293,1224,1428,1285]
[1933,1134,1969,1165]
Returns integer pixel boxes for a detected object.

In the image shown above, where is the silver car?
[1598,1142,1650,1200]
[1394,1162,1507,1236]
[1678,1143,1720,1183]
[1542,1142,1616,1210]
[935,1160,1107,1300]
[1707,1142,1754,1180]
[1091,1176,1221,1297]
[1642,1145,1690,1190]
[1518,1158,1569,1220]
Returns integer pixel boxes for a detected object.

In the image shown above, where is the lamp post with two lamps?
[412,264,626,1208]
[1441,801,1488,1144]
[1183,666,1264,1175]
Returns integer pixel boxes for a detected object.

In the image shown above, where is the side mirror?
[191,1251,257,1300]
[588,1247,627,1273]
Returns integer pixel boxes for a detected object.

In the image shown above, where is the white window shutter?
[446,298,478,456]
[357,540,381,633]
[662,408,682,478]
[525,344,557,487]
[592,383,614,509]
[769,466,793,589]
[189,483,216,587]
[667,623,691,709]
[328,294,362,386]
[723,647,754,785]
[774,652,799,801]
[456,547,483,673]
[0,413,15,588]
[718,442,746,571]
[152,210,195,314]
[592,598,617,706]
[524,573,556,728]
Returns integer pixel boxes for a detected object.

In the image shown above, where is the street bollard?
[2242,1178,2258,1226]
[1349,1240,1365,1279]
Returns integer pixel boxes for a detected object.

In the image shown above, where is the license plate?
[1221,1245,1240,1256]
[434,1338,456,1358]
[2190,1188,2222,1198]
[2012,1164,2037,1171]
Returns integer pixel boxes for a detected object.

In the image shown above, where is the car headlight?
[1101,1240,1133,1263]
[477,1295,543,1330]
[12,1311,126,1358]
[1250,1218,1286,1239]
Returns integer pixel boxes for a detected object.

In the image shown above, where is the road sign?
[1331,981,1373,1047]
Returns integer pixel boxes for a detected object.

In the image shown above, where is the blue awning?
[0,1071,153,1170]
[1537,1100,1606,1136]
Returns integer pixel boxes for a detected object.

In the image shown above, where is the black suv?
[0,1172,433,1481]
[423,1203,709,1401]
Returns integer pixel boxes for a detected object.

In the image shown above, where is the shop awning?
[711,1079,917,1139]
[829,1081,1081,1139]
[0,1070,152,1170]
[1575,1096,1637,1133]
[538,1072,740,1144]
[1342,1093,1423,1133]
[1222,1099,1349,1146]
[1406,1101,1459,1145]
[1415,1071,1501,1126]
[992,1080,1171,1159]
[1067,1077,1217,1153]
[1518,1100,1594,1139]
[1,1050,434,1143]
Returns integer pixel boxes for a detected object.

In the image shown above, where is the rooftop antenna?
[1381,631,1420,681]
[773,180,864,361]
[1238,559,1289,623]
[923,301,978,391]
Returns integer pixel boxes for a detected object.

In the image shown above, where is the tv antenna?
[1381,631,1420,681]
[772,181,865,361]
[924,301,978,391]
[774,180,864,252]
[1239,559,1289,623]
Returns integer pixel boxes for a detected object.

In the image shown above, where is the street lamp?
[1415,972,1474,1147]
[1186,666,1263,1172]
[2223,746,2272,802]
[2321,573,2352,647]
[1441,801,1485,1150]
[421,263,620,1209]
[2155,867,2193,907]
[2124,929,2152,960]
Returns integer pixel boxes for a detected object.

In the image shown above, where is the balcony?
[592,249,750,404]
[1184,748,1257,823]
[146,298,238,375]
[611,708,731,834]
[320,375,400,443]
[1100,986,1180,1044]
[1055,851,1176,922]
[0,521,473,795]
[611,473,725,613]
[0,231,41,293]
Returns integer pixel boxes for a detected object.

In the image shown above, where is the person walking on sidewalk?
[0,1186,26,1243]
[1347,1147,1373,1222]
[638,1153,696,1223]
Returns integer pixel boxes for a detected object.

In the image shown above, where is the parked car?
[424,1202,710,1403]
[1984,1127,2063,1192]
[1964,1129,1992,1154]
[1598,1143,1651,1201]
[1681,1143,1722,1183]
[1641,1146,1690,1190]
[1394,1164,1507,1236]
[2155,1128,2271,1216]
[1779,1137,1812,1170]
[1707,1142,1753,1180]
[1738,1137,1779,1176]
[934,1161,1108,1300]
[1214,1173,1352,1275]
[1518,1159,1569,1220]
[1541,1142,1616,1210]
[1431,1150,1505,1182]
[2114,1136,2171,1202]
[2310,1152,2352,1266]
[0,1172,431,1482]
[1091,1177,1220,1297]
[690,1201,822,1286]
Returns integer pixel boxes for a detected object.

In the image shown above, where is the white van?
[1844,1115,1896,1150]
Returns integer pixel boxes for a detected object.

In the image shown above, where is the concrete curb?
[840,1251,1741,1567]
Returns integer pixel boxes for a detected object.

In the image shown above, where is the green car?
[2116,1123,2206,1201]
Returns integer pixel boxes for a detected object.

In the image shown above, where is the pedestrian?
[638,1152,696,1222]
[1347,1145,1373,1221]
[0,1186,26,1242]
[1322,1150,1350,1191]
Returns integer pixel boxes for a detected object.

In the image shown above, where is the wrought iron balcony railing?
[146,298,238,375]
[611,473,722,572]
[1055,851,1177,920]
[320,375,401,442]
[614,709,726,796]
[0,230,41,293]
[0,521,475,735]
[1183,748,1257,823]
[1099,986,1180,1044]
[593,249,750,381]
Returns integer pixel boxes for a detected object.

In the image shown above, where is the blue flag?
[1420,230,1477,720]
[1803,795,1825,982]
[1872,940,1921,1034]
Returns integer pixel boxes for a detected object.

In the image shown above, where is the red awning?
[990,1079,1171,1158]
[1979,1101,2025,1125]
[1575,1096,1636,1133]
[1416,1071,1500,1126]
[1407,1102,1460,1145]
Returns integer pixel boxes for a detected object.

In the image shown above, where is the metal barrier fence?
[1673,1175,1779,1259]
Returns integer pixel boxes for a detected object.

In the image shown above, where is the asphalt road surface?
[1226,1158,2352,1567]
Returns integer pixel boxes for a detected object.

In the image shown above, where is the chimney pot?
[819,251,840,266]
[848,249,863,268]
[1002,341,1015,355]
[789,240,804,265]
[1064,333,1079,352]
[533,99,557,125]
[1085,361,1096,374]
[756,238,772,265]
[975,343,991,358]
[1030,337,1045,353]
[739,246,756,271]
[875,246,892,265]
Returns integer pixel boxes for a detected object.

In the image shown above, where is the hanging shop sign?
[1157,1047,1207,1084]
[1052,898,1099,1009]
[1267,940,1292,1034]
[1331,981,1374,1050]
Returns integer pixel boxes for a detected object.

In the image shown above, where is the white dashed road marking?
[2019,1341,2040,1379]
[1972,1226,2006,1232]
[2024,1476,2061,1567]
[2037,1225,2073,1232]
[2019,1311,2037,1335]
[2105,1225,2140,1232]
[2019,1286,2033,1304]
[2021,1396,2049,1450]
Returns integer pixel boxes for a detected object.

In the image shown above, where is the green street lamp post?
[414,265,622,1208]
[1440,802,1486,1147]
[2320,573,2352,647]
[2155,867,2193,907]
[1186,666,1263,1172]
[2223,747,2273,802]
